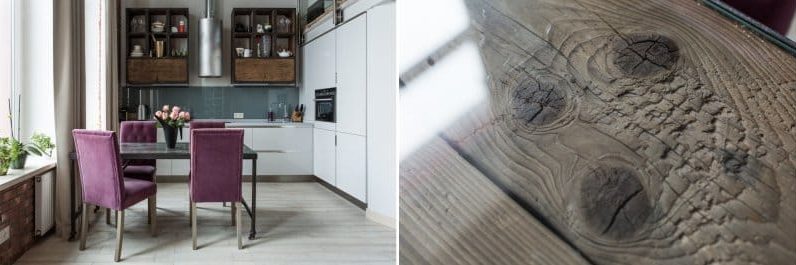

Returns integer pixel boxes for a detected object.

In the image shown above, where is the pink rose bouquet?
[154,105,191,148]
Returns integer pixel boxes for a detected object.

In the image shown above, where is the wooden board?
[399,0,796,264]
[126,58,187,84]
[400,137,590,265]
[234,58,296,83]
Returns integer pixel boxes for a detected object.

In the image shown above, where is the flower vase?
[10,152,27,169]
[162,125,178,148]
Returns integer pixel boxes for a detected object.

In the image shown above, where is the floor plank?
[19,183,395,264]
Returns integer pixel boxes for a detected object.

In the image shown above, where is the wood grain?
[400,138,590,265]
[400,0,796,264]
[234,58,296,83]
[126,58,187,84]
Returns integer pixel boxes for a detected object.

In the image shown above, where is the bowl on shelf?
[277,49,292,58]
[151,21,165,32]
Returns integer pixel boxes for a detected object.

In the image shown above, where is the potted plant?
[6,99,56,169]
[0,137,12,175]
[154,105,191,149]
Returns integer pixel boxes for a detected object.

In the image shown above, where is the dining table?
[68,142,259,240]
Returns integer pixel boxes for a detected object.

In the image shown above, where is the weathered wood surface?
[399,0,796,264]
[400,138,590,265]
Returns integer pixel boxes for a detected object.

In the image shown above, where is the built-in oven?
[315,88,335,122]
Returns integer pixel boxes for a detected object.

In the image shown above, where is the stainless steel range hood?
[199,0,222,77]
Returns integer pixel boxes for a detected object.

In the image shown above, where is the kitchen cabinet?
[366,1,397,219]
[335,15,368,136]
[335,132,367,201]
[304,32,336,91]
[124,8,189,85]
[230,8,297,84]
[313,128,336,185]
[250,127,313,175]
[155,126,312,176]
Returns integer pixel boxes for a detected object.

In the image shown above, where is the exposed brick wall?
[0,179,35,265]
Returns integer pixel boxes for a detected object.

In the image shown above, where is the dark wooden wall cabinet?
[125,8,189,85]
[231,8,297,84]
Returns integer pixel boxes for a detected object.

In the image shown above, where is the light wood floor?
[18,182,396,264]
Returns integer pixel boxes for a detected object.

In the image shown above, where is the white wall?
[122,0,297,86]
[366,1,396,223]
[18,0,55,140]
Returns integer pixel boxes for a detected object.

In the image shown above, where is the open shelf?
[231,8,297,84]
[124,8,189,85]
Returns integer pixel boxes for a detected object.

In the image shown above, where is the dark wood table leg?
[249,159,257,240]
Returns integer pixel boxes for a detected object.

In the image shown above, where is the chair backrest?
[119,121,157,166]
[72,130,124,210]
[189,121,226,141]
[190,129,244,203]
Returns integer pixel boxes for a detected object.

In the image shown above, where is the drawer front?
[249,127,312,152]
[127,59,157,83]
[234,59,295,82]
[256,152,313,175]
[155,59,188,83]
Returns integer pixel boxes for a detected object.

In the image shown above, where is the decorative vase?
[162,125,181,149]
[10,152,27,169]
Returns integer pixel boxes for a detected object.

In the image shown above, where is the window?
[0,0,13,136]
[84,0,108,130]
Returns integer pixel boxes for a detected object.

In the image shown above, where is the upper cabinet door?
[335,15,367,136]
[304,31,336,91]
[316,32,337,90]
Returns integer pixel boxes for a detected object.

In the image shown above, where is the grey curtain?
[53,0,85,238]
[105,0,119,132]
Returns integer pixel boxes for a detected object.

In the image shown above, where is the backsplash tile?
[122,86,299,119]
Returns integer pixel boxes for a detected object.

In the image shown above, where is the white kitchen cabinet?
[335,132,367,202]
[250,127,313,175]
[335,15,368,136]
[304,31,336,91]
[313,128,336,185]
[366,1,397,220]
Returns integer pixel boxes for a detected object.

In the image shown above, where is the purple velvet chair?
[187,121,228,206]
[72,130,157,262]
[119,121,157,182]
[189,128,244,250]
[188,121,226,141]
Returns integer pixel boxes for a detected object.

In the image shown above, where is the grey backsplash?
[122,86,299,119]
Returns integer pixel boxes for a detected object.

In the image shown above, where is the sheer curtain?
[84,0,119,132]
[53,0,85,238]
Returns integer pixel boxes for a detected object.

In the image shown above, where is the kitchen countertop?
[188,119,315,128]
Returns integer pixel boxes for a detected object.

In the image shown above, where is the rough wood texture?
[126,58,188,84]
[400,0,796,264]
[234,58,296,83]
[400,138,590,265]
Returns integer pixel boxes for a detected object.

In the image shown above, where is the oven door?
[315,98,335,122]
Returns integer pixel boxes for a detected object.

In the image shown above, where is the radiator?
[34,171,55,236]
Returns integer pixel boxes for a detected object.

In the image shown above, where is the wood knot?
[579,166,651,239]
[510,75,568,126]
[610,33,679,78]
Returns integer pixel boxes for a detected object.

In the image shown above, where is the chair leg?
[223,202,227,207]
[79,203,88,250]
[148,195,157,236]
[191,202,198,250]
[231,202,236,226]
[236,202,242,250]
[106,208,111,225]
[115,210,125,262]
